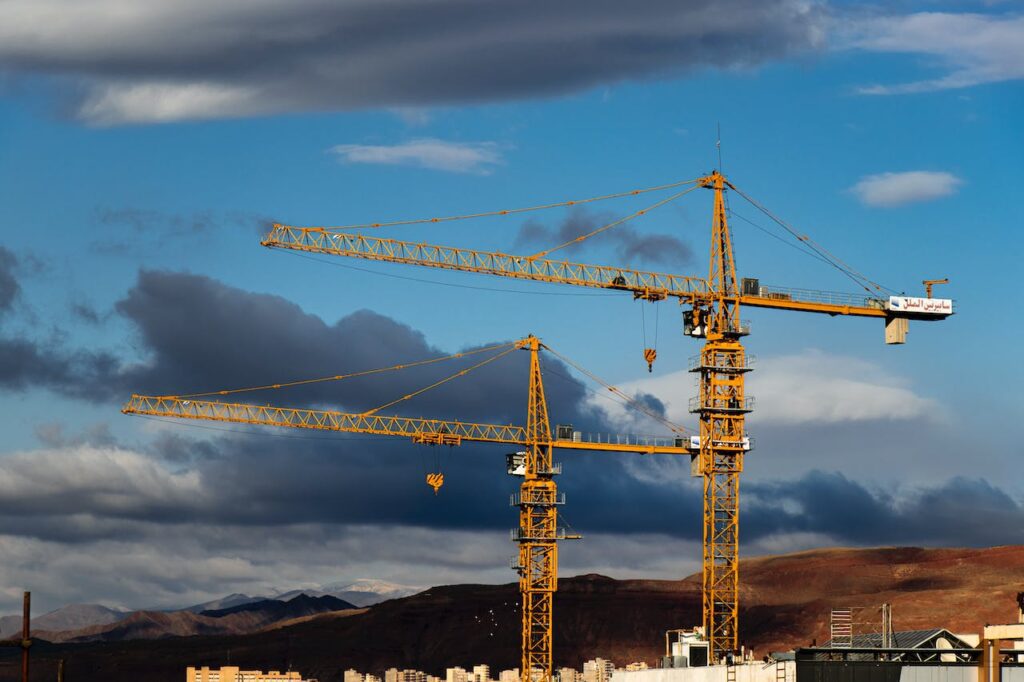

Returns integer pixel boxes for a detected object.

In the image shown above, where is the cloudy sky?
[0,0,1022,615]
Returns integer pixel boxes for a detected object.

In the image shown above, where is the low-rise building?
[186,667,306,682]
[447,667,469,682]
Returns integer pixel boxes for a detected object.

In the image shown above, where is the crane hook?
[426,472,444,495]
[643,348,657,373]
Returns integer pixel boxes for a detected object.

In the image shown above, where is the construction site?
[98,168,1019,682]
[6,141,1024,682]
[3,1,1024,680]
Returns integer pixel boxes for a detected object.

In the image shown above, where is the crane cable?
[541,343,689,434]
[729,183,896,296]
[166,340,517,399]
[528,184,701,260]
[302,178,700,232]
[362,346,518,416]
[640,303,659,372]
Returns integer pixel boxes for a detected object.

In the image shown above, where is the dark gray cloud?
[515,206,693,268]
[0,0,825,123]
[69,300,106,325]
[743,472,1024,548]
[107,269,605,430]
[4,269,1020,550]
[90,208,270,255]
[94,207,216,235]
[2,268,1019,614]
[0,246,20,315]
[0,267,615,430]
[0,336,115,393]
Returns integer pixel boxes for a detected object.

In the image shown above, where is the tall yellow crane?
[262,170,953,662]
[123,335,696,681]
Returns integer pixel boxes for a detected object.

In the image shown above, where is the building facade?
[186,667,306,682]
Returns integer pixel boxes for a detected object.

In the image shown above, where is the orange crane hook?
[643,347,657,372]
[425,472,444,495]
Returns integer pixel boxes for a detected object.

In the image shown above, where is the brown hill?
[8,595,358,644]
[2,546,1021,682]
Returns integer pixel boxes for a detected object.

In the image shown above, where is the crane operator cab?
[507,451,528,476]
[683,308,707,338]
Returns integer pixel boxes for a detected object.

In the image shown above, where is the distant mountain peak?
[318,579,423,607]
[323,577,411,593]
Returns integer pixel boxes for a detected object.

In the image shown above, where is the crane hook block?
[643,348,657,373]
[426,472,444,495]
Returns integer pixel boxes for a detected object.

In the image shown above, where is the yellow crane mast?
[123,335,693,682]
[263,170,953,662]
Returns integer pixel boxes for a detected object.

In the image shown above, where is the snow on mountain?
[319,579,422,607]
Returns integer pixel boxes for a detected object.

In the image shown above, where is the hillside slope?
[2,546,1020,682]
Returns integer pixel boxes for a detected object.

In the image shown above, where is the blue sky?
[0,0,1022,614]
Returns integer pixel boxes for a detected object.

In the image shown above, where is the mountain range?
[0,546,1020,682]
[0,579,420,639]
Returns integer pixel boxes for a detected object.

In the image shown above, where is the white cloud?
[330,139,504,175]
[849,171,962,207]
[0,445,204,512]
[77,81,263,126]
[601,349,938,429]
[840,12,1024,94]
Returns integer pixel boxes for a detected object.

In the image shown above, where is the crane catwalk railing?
[123,395,527,444]
[746,284,887,310]
[264,226,713,299]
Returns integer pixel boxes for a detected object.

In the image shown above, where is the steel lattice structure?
[264,169,953,665]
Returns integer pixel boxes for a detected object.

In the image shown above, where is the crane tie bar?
[285,178,699,232]
[362,346,519,416]
[163,340,517,399]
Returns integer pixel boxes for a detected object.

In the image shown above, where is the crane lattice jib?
[263,226,908,319]
[122,395,692,456]
[263,226,712,300]
[122,395,528,445]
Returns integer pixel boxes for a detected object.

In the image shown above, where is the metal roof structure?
[822,629,974,650]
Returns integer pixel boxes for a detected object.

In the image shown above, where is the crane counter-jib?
[121,395,692,456]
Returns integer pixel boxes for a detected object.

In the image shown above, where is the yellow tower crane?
[262,170,953,662]
[123,335,697,681]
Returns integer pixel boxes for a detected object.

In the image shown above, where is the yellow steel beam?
[122,395,691,456]
[263,226,907,320]
[738,294,887,318]
[263,226,712,300]
[122,395,528,445]
[553,439,687,455]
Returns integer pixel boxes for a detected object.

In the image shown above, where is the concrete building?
[473,665,492,682]
[447,667,469,682]
[498,669,520,682]
[558,668,580,682]
[583,658,615,682]
[186,667,306,682]
[400,670,427,682]
[345,670,364,682]
[386,669,400,682]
